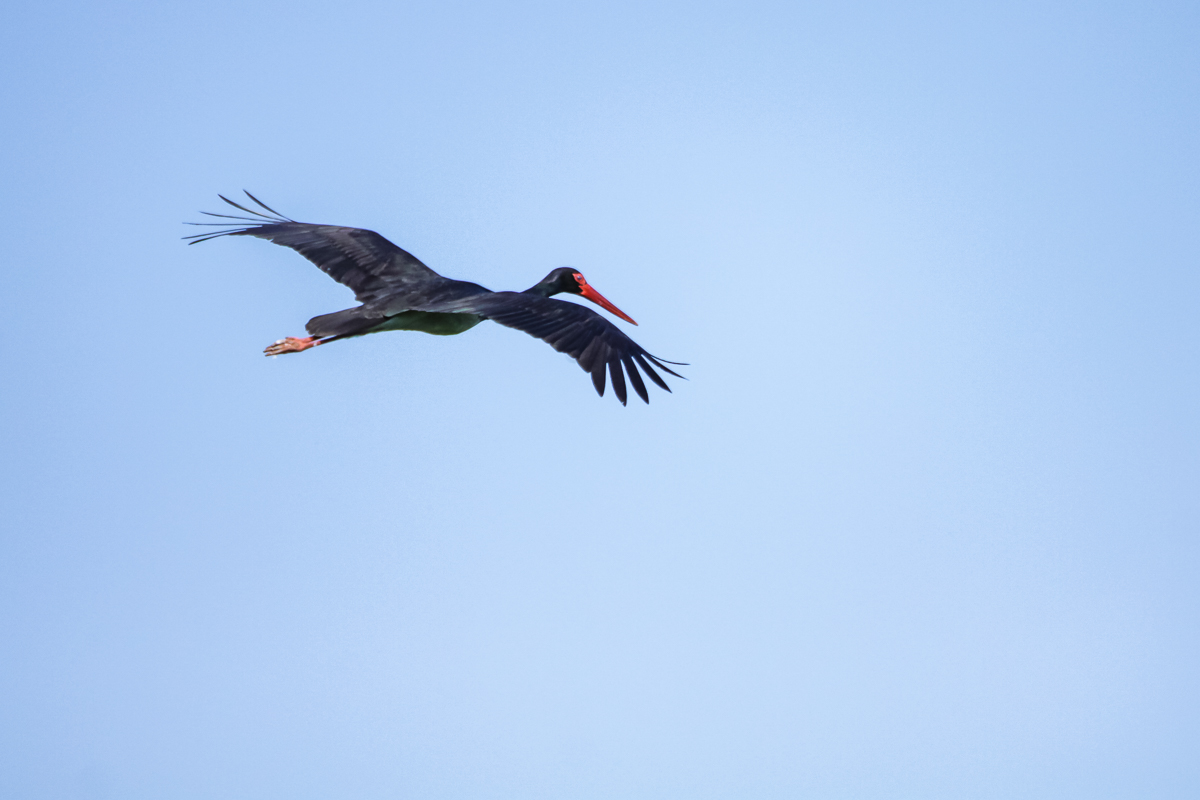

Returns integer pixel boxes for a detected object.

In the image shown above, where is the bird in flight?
[186,193,684,404]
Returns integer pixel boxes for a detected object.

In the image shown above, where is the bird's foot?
[264,336,318,356]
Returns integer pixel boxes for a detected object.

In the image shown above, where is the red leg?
[264,336,321,356]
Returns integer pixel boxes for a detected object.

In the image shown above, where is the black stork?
[186,193,684,405]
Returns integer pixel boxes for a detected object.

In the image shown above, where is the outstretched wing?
[419,291,685,405]
[185,192,445,304]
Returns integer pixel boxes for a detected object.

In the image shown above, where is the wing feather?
[634,353,671,392]
[591,361,607,397]
[412,291,684,404]
[609,359,628,405]
[186,193,445,303]
[623,355,649,404]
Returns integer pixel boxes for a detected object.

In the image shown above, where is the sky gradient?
[2,1,1198,797]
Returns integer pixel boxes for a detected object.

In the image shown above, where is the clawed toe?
[263,336,317,356]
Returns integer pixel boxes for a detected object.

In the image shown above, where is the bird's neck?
[523,282,558,297]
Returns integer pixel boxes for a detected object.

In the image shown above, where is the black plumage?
[186,192,684,405]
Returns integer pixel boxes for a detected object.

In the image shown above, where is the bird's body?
[187,193,683,404]
[367,310,485,336]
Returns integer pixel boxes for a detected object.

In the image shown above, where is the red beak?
[578,279,638,325]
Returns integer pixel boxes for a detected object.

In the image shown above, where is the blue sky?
[2,1,1197,797]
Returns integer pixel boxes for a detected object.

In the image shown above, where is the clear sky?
[1,0,1197,797]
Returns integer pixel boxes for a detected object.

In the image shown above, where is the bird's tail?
[305,307,376,338]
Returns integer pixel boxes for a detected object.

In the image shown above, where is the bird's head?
[529,267,638,325]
